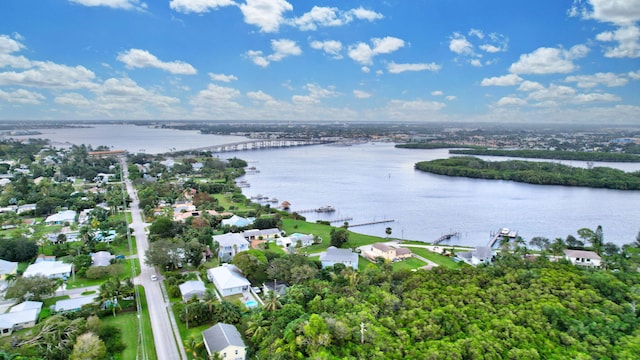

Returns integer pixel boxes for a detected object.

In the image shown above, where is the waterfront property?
[366,243,412,262]
[563,249,602,268]
[320,247,359,269]
[456,246,494,266]
[202,322,247,360]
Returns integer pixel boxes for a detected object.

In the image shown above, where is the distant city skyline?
[1,0,639,123]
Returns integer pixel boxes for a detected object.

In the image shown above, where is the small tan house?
[369,243,412,262]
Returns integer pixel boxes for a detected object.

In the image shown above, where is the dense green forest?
[242,257,640,359]
[448,149,640,162]
[415,157,640,190]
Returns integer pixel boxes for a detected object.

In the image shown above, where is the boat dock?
[433,231,461,245]
[329,217,353,224]
[349,219,395,227]
[488,228,518,248]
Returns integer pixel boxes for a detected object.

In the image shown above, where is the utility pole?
[360,322,366,344]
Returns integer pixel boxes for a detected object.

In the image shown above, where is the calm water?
[230,143,640,248]
[9,124,640,247]
[7,124,246,154]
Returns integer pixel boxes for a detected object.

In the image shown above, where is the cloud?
[348,36,404,65]
[247,39,302,67]
[68,0,147,11]
[292,83,337,104]
[509,45,589,74]
[569,0,640,25]
[96,77,179,106]
[247,90,274,102]
[117,49,197,74]
[190,83,241,111]
[497,96,527,106]
[0,61,96,89]
[595,25,640,58]
[449,33,473,55]
[0,35,31,69]
[468,29,484,39]
[0,88,45,104]
[564,72,629,87]
[291,6,382,31]
[629,69,640,80]
[54,93,91,106]
[169,0,235,13]
[431,90,443,96]
[310,40,343,59]
[387,62,441,74]
[353,90,371,99]
[385,99,446,115]
[239,0,292,33]
[209,72,238,82]
[481,74,523,86]
[518,80,545,92]
[445,95,457,101]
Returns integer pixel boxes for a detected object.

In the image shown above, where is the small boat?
[316,205,335,213]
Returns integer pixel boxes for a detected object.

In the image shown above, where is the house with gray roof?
[213,233,249,261]
[44,210,77,225]
[91,251,113,267]
[179,280,206,302]
[456,246,494,266]
[53,295,97,313]
[202,323,246,360]
[220,215,254,228]
[563,249,602,268]
[23,260,72,279]
[319,246,359,269]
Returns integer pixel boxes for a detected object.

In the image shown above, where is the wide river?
[10,124,640,248]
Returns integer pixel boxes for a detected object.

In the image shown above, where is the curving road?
[122,159,187,360]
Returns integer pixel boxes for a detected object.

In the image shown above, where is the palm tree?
[385,227,392,239]
[245,314,270,343]
[203,289,217,316]
[263,290,282,312]
[183,335,205,359]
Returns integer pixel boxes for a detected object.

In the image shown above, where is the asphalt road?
[122,159,187,360]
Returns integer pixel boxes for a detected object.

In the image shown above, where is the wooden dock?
[433,231,461,245]
[488,228,518,248]
[329,217,353,224]
[349,219,394,227]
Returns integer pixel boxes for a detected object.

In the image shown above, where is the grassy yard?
[102,286,157,360]
[65,258,140,289]
[282,218,382,253]
[407,247,464,269]
[392,256,427,271]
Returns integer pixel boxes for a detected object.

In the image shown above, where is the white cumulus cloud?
[348,36,404,65]
[169,0,235,13]
[209,72,238,82]
[247,39,302,67]
[564,72,629,87]
[117,49,197,74]
[291,6,382,31]
[497,97,527,106]
[509,45,589,74]
[0,88,45,104]
[247,90,274,102]
[569,0,640,25]
[353,90,371,99]
[595,25,640,58]
[68,0,147,11]
[239,0,292,33]
[310,40,343,59]
[449,33,473,55]
[387,62,441,74]
[481,74,523,86]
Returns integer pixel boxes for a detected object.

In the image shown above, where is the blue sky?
[0,0,639,123]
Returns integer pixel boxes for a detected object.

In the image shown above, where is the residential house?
[241,228,283,241]
[221,215,254,228]
[207,264,250,297]
[457,247,494,266]
[367,243,412,262]
[174,209,224,223]
[262,280,288,297]
[44,210,77,225]
[213,233,249,261]
[17,203,36,214]
[0,301,42,336]
[179,280,206,302]
[53,295,97,313]
[23,261,72,279]
[563,249,602,268]
[0,259,18,281]
[91,251,113,267]
[202,323,246,360]
[93,230,117,243]
[319,246,359,269]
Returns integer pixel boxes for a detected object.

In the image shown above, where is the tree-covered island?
[415,157,640,190]
[448,149,640,162]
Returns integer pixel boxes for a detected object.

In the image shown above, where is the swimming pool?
[245,300,258,308]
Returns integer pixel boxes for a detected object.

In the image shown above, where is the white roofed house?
[0,259,18,281]
[207,264,250,297]
[23,261,72,279]
[563,249,602,268]
[202,323,246,360]
[44,210,77,225]
[0,301,42,336]
[213,233,249,262]
[456,246,494,266]
[319,246,359,269]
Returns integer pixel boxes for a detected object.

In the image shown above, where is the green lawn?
[391,257,427,271]
[102,286,157,360]
[407,247,464,269]
[282,218,383,253]
[65,258,139,289]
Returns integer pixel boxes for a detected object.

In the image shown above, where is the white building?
[23,261,72,279]
[44,210,77,225]
[319,246,359,269]
[207,264,250,297]
[563,249,602,268]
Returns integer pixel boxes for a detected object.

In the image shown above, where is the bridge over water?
[173,138,334,154]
